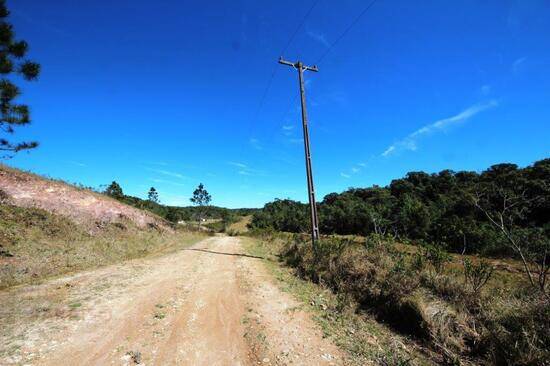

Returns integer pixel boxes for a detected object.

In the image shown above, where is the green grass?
[240,236,435,366]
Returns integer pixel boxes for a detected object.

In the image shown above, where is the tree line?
[251,158,550,257]
[103,181,255,225]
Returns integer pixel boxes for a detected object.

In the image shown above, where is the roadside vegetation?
[246,231,548,365]
[247,158,549,365]
[242,236,436,365]
[0,203,203,289]
[250,159,549,259]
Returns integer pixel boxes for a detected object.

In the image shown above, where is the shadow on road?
[186,248,265,260]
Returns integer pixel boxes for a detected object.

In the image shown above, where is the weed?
[463,258,494,296]
[153,311,165,319]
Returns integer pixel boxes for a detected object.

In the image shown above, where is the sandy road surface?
[1,236,346,365]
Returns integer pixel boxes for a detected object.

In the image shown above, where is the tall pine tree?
[147,187,159,203]
[0,0,40,156]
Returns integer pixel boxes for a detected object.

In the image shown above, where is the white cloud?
[228,161,247,168]
[229,161,265,177]
[382,100,499,157]
[68,161,86,167]
[146,168,185,179]
[357,163,367,167]
[249,138,262,150]
[351,167,360,173]
[340,172,351,178]
[480,85,491,96]
[146,161,169,166]
[307,30,330,48]
[288,138,303,144]
[149,178,186,187]
[282,124,295,136]
[512,56,527,73]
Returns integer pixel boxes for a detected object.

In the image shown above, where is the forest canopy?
[250,158,550,257]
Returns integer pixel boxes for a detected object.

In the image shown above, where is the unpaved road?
[1,236,346,365]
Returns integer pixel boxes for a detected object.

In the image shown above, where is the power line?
[280,0,321,57]
[315,0,379,65]
[247,0,321,142]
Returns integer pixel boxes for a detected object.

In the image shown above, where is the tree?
[165,206,181,223]
[190,183,211,229]
[104,181,123,200]
[0,0,40,156]
[147,187,159,203]
[220,209,236,232]
[472,185,549,297]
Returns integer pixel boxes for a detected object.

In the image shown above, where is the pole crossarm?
[278,57,319,72]
[278,56,320,250]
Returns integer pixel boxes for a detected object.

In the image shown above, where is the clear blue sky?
[5,0,550,208]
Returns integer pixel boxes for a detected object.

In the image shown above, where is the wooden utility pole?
[278,57,320,250]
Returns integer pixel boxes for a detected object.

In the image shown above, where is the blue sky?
[5,0,550,208]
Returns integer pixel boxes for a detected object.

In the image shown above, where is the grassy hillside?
[0,166,208,289]
[0,204,203,289]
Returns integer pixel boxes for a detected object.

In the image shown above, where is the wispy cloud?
[282,125,295,136]
[382,100,499,157]
[340,172,351,179]
[307,30,330,48]
[68,161,86,167]
[146,161,169,166]
[228,161,265,177]
[149,178,186,187]
[249,138,262,150]
[480,85,491,96]
[228,161,247,169]
[512,56,527,73]
[146,168,186,179]
[288,138,303,144]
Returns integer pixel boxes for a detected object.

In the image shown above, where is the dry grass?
[0,204,204,289]
[241,236,436,366]
[228,215,252,234]
[247,231,550,365]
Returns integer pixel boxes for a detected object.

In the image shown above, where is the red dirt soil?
[0,165,169,232]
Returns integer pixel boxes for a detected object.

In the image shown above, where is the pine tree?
[190,183,211,229]
[0,0,40,156]
[105,181,123,199]
[147,187,159,203]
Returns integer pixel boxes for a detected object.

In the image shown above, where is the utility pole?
[278,57,320,251]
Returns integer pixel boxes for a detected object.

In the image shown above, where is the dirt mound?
[0,165,169,232]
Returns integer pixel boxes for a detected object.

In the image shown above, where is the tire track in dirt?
[1,236,347,365]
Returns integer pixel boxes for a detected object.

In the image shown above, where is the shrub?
[421,244,452,274]
[463,258,494,296]
[269,232,550,364]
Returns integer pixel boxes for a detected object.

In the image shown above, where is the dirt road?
[1,236,346,365]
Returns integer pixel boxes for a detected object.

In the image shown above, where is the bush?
[270,233,550,364]
[463,258,494,296]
